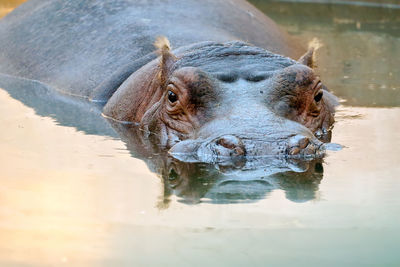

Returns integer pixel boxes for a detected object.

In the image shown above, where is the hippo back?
[0,0,302,101]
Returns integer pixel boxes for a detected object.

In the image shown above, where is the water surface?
[1,0,399,266]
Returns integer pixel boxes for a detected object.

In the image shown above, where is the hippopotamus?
[0,0,338,163]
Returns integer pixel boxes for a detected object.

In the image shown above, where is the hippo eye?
[314,91,323,102]
[167,90,178,103]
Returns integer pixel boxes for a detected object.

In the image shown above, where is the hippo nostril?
[298,137,310,149]
[216,135,245,156]
[288,135,310,149]
[288,135,311,155]
[232,146,245,156]
[217,135,239,149]
[289,147,301,155]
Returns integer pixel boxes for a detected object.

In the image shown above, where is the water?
[0,1,399,266]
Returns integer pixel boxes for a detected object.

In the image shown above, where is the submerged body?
[0,0,337,163]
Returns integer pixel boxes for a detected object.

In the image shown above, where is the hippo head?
[103,39,338,163]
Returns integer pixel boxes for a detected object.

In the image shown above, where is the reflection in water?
[111,122,324,206]
[0,74,117,137]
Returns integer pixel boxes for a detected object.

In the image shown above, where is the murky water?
[1,1,399,266]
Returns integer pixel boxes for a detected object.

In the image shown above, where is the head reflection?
[161,158,323,206]
[111,122,324,208]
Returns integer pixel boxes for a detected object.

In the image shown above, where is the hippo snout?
[168,131,332,164]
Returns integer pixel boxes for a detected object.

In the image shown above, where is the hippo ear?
[154,36,177,87]
[298,38,322,69]
[298,48,315,68]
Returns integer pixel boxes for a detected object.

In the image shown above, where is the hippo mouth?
[169,133,340,164]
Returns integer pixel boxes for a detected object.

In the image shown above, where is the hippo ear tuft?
[154,36,171,51]
[154,36,176,87]
[298,38,323,69]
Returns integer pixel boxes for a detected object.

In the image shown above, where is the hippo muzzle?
[169,109,327,164]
